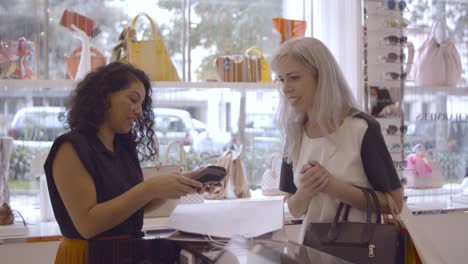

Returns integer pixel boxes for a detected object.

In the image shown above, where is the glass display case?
[363,0,468,213]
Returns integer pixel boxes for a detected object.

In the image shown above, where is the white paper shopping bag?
[168,197,284,238]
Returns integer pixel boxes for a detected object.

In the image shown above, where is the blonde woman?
[271,37,403,244]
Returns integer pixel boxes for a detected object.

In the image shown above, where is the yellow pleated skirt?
[54,237,88,264]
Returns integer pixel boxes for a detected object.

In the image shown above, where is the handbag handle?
[268,152,284,179]
[429,17,449,43]
[329,187,372,241]
[245,46,265,59]
[363,188,382,224]
[129,13,159,41]
[384,193,402,228]
[163,141,186,167]
[329,187,384,242]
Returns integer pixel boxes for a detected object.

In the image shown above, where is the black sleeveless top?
[43,131,144,240]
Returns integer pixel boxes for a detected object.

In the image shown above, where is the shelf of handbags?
[364,0,407,180]
[0,80,278,97]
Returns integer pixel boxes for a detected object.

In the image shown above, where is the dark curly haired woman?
[43,62,202,263]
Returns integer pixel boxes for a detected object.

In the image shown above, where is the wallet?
[59,9,95,36]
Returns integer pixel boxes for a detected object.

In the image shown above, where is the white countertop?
[0,196,290,242]
[0,217,171,243]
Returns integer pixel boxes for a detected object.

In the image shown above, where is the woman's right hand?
[147,174,203,199]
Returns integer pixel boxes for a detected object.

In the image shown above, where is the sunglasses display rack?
[363,0,408,179]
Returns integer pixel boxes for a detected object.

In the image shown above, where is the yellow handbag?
[245,46,271,83]
[125,13,180,81]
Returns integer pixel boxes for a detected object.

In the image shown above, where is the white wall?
[312,0,364,107]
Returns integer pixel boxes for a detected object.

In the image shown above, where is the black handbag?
[303,187,404,264]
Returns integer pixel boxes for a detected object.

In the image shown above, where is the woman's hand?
[298,160,335,198]
[147,173,203,199]
[181,167,222,194]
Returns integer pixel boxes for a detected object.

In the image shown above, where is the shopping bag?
[384,193,422,264]
[205,146,251,199]
[124,13,180,81]
[245,46,272,83]
[65,46,107,80]
[303,187,404,264]
[410,18,462,86]
[272,17,307,44]
[0,38,37,80]
[261,152,285,196]
[142,141,186,218]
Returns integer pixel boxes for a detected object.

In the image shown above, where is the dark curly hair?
[60,62,158,161]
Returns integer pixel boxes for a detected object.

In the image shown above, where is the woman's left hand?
[300,160,336,194]
[198,183,221,194]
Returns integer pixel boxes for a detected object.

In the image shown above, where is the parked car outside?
[7,106,66,141]
[191,118,231,153]
[230,113,281,152]
[153,107,195,150]
[7,106,65,180]
[153,108,229,154]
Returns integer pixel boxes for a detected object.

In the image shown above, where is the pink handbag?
[404,144,444,189]
[410,18,462,86]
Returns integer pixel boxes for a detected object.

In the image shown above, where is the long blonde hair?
[270,37,360,165]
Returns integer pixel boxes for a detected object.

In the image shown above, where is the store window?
[1,0,311,223]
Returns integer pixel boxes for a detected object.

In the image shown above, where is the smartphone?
[192,165,227,184]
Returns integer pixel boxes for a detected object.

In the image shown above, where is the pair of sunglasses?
[386,17,409,28]
[385,125,407,135]
[387,0,407,11]
[386,72,407,80]
[384,35,408,45]
[388,143,411,152]
[393,160,407,169]
[381,52,405,63]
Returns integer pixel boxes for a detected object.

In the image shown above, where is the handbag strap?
[268,152,283,179]
[245,46,265,59]
[329,187,372,241]
[431,17,449,43]
[129,13,159,41]
[163,141,186,167]
[384,193,402,228]
[366,188,382,224]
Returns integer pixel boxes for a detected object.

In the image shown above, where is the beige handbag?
[205,146,251,199]
[261,152,286,196]
[142,141,185,218]
[124,13,180,81]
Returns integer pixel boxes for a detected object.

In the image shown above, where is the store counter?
[402,193,468,264]
[87,233,352,264]
[0,217,174,263]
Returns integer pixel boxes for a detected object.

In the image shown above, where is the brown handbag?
[0,203,14,225]
[303,187,404,264]
[214,55,262,82]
